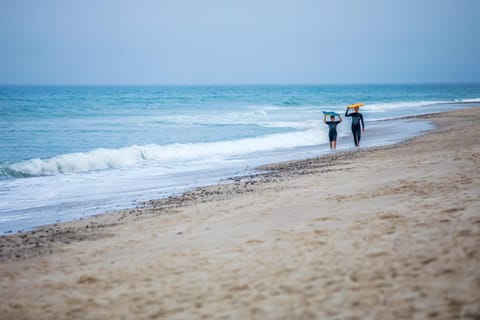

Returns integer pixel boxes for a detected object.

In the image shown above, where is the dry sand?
[1,107,479,319]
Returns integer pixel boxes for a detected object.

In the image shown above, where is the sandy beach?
[1,107,479,319]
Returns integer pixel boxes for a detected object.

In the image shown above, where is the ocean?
[1,84,479,232]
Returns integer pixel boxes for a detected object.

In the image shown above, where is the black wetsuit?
[326,121,340,142]
[345,110,364,146]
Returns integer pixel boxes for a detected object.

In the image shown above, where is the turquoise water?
[1,84,479,232]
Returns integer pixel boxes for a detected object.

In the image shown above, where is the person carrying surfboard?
[345,104,365,147]
[323,113,342,150]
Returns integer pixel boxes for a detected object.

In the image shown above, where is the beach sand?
[1,107,479,319]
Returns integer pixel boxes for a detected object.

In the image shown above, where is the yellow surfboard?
[347,102,364,109]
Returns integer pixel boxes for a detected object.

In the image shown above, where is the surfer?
[345,106,365,147]
[323,114,342,150]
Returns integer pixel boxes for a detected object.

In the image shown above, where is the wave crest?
[5,128,329,177]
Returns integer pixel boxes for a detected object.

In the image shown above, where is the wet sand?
[1,107,479,319]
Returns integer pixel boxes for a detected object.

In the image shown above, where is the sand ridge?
[1,108,479,319]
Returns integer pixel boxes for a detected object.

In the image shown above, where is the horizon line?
[1,81,480,86]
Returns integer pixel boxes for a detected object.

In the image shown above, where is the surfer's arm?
[338,115,342,123]
[360,114,365,130]
[323,114,327,124]
[345,108,351,117]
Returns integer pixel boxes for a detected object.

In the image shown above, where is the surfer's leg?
[357,126,361,146]
[352,125,359,146]
[351,125,355,145]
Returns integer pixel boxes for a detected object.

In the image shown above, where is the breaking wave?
[3,128,328,177]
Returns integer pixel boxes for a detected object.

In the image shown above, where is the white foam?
[247,104,326,112]
[247,104,284,111]
[363,101,444,112]
[259,120,323,129]
[8,128,329,176]
[460,98,480,103]
[160,111,270,126]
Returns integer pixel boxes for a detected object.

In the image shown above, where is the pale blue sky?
[1,0,479,84]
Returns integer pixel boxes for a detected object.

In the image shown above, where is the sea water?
[1,84,479,232]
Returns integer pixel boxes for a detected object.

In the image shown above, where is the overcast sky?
[1,0,479,84]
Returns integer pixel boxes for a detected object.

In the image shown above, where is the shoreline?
[1,107,479,319]
[0,109,469,260]
[0,112,442,257]
[0,110,438,235]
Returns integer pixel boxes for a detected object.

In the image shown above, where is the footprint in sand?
[246,239,264,245]
[441,207,465,214]
[313,229,328,236]
[456,229,472,237]
[378,212,402,220]
[77,275,99,284]
[334,195,347,202]
[312,216,338,222]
